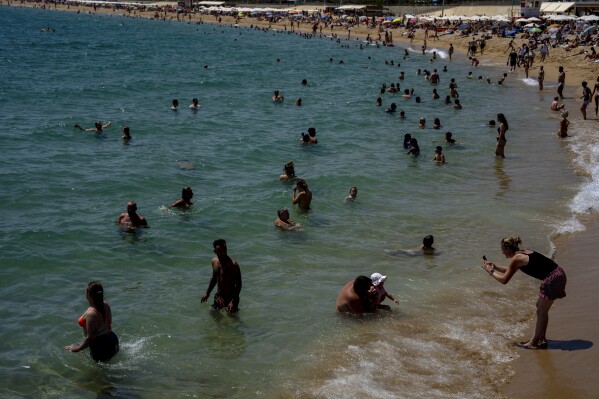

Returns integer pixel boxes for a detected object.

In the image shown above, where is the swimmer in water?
[280,161,296,181]
[292,179,312,210]
[121,126,131,141]
[420,235,435,253]
[169,187,194,208]
[407,138,420,156]
[403,133,412,149]
[189,98,201,109]
[307,127,318,143]
[272,90,284,102]
[375,96,382,106]
[345,186,358,201]
[453,99,462,110]
[116,201,148,228]
[171,99,179,110]
[295,98,302,106]
[402,89,411,100]
[73,120,111,133]
[433,118,441,129]
[274,207,301,230]
[419,118,426,128]
[385,103,397,113]
[399,110,406,119]
[432,146,446,164]
[433,131,459,144]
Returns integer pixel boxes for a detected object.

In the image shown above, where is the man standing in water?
[201,239,242,314]
[557,66,565,99]
[116,201,148,228]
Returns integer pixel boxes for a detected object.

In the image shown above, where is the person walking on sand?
[557,66,565,99]
[495,113,508,159]
[201,239,242,313]
[482,236,566,349]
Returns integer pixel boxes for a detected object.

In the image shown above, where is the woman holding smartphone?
[482,236,566,349]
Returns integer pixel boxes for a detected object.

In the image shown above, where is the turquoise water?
[0,6,583,398]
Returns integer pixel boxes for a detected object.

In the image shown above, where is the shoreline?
[7,2,599,397]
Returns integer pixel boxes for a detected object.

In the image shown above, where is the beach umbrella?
[386,16,395,21]
[529,27,542,33]
[393,17,403,23]
[527,17,541,22]
[404,14,415,18]
[515,18,528,23]
[582,25,598,35]
[524,23,539,27]
[579,15,599,21]
[359,15,368,20]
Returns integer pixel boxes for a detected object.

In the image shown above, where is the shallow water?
[0,6,591,398]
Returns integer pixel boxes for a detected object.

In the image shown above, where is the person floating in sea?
[292,179,312,210]
[169,186,193,208]
[336,275,377,314]
[482,236,567,349]
[116,201,148,228]
[73,120,110,133]
[274,207,301,230]
[370,272,399,310]
[420,235,435,254]
[64,281,119,362]
[201,239,242,314]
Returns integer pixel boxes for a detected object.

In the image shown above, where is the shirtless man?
[272,90,284,102]
[168,187,193,208]
[116,201,148,228]
[336,276,377,314]
[292,179,312,210]
[557,66,565,99]
[201,239,242,313]
[73,120,111,133]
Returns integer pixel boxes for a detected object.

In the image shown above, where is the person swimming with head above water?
[116,201,148,228]
[280,161,296,181]
[274,207,301,230]
[169,186,194,208]
[272,90,284,102]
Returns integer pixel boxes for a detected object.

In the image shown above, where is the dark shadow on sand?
[546,339,593,351]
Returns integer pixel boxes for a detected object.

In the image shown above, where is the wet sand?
[7,2,599,396]
[502,215,599,398]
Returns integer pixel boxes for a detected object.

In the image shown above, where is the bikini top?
[518,250,558,280]
[78,304,111,334]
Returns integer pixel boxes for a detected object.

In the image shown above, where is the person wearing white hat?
[370,272,399,310]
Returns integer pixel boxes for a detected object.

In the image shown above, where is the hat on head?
[370,272,387,286]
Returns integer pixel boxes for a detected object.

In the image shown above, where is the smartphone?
[482,255,487,261]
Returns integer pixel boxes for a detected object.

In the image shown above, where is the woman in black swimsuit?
[482,236,566,349]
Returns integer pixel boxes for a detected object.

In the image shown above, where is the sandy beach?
[5,2,599,397]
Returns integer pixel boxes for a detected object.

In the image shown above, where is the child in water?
[421,235,435,254]
[433,146,446,164]
[370,272,399,310]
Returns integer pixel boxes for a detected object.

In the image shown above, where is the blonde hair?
[501,236,522,252]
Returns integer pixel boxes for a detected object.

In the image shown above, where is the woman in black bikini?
[483,236,567,349]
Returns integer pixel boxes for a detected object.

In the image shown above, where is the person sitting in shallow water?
[336,275,377,314]
[169,187,194,208]
[274,207,301,230]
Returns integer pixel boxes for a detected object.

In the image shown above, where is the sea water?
[0,6,593,398]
